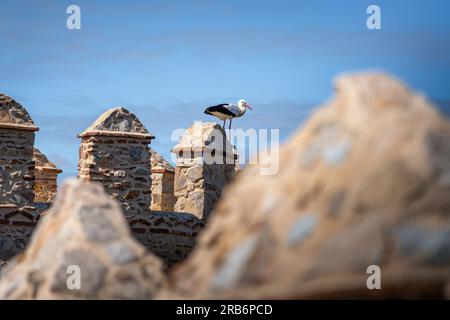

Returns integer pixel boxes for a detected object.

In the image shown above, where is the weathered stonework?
[150,149,176,211]
[0,180,165,299]
[0,203,49,264]
[78,107,154,216]
[127,210,204,267]
[0,94,39,207]
[0,94,49,265]
[172,122,237,220]
[33,148,62,203]
[75,108,204,266]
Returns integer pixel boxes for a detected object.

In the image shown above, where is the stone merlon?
[77,107,153,215]
[33,148,63,174]
[151,149,175,173]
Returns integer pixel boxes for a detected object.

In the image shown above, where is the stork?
[204,99,253,130]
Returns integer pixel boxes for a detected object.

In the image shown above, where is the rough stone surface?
[0,94,38,130]
[0,204,49,265]
[287,215,317,247]
[150,149,176,211]
[33,148,62,203]
[0,127,36,206]
[394,226,450,266]
[151,149,175,171]
[172,122,237,220]
[0,95,50,265]
[78,107,153,216]
[0,180,165,299]
[166,73,450,299]
[128,210,204,267]
[79,107,153,138]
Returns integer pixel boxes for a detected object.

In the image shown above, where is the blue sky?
[1,0,450,182]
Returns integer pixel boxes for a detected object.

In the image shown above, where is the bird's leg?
[229,118,232,130]
[223,120,226,130]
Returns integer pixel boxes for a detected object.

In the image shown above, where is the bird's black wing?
[204,104,235,116]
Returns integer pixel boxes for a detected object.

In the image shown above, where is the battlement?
[0,98,237,267]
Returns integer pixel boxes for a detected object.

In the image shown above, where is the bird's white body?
[204,99,253,130]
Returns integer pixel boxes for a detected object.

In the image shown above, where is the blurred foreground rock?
[0,180,165,299]
[167,73,450,299]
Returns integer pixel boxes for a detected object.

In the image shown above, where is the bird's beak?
[245,103,253,111]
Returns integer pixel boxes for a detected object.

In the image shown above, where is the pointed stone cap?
[150,149,175,173]
[78,107,154,139]
[33,148,63,173]
[171,122,235,155]
[0,94,39,131]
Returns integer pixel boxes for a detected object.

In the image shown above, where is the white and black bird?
[204,99,253,130]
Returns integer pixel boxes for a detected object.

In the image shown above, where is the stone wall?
[0,129,36,206]
[78,135,152,216]
[127,210,204,267]
[172,122,237,220]
[0,203,49,264]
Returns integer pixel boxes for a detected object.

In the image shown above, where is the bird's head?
[238,99,253,111]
